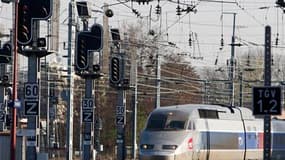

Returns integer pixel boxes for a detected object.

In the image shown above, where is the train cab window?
[166,120,185,129]
[198,109,219,119]
[146,114,167,130]
[146,110,188,131]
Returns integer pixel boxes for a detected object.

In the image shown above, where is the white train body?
[139,104,285,160]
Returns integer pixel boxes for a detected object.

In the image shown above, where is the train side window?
[198,109,219,119]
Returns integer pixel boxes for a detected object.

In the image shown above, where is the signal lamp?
[93,64,100,72]
[37,38,46,47]
[105,9,114,17]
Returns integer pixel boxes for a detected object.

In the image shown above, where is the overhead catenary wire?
[234,0,265,26]
[0,1,282,74]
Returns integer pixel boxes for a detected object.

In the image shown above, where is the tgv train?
[139,104,285,160]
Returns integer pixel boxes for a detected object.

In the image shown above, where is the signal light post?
[110,53,127,160]
[75,20,103,159]
[0,41,12,132]
[252,26,282,160]
[109,39,128,160]
[16,1,53,160]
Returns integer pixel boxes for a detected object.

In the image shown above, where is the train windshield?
[146,110,188,131]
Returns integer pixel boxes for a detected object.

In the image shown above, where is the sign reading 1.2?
[253,86,281,115]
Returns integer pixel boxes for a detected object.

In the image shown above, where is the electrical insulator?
[132,9,140,17]
[188,35,192,46]
[214,58,218,65]
[155,5,161,15]
[276,33,279,46]
[136,0,151,5]
[185,6,194,13]
[176,5,182,16]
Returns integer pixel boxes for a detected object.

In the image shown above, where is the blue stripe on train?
[272,132,285,149]
[199,131,285,150]
[243,132,257,149]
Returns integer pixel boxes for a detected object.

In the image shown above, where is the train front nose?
[139,150,175,160]
[140,155,175,160]
[139,130,192,160]
[139,143,178,160]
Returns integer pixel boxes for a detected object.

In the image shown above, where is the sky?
[90,0,284,69]
[0,0,284,71]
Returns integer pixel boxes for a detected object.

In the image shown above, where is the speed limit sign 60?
[25,83,39,99]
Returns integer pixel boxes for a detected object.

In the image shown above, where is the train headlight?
[140,144,154,150]
[162,145,178,150]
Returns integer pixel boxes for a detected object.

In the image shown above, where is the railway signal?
[75,24,103,72]
[76,33,89,70]
[110,55,124,86]
[18,0,52,45]
[0,42,12,64]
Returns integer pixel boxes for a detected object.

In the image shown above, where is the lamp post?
[66,0,75,159]
[223,12,237,106]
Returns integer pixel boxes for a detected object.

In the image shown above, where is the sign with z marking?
[24,100,39,116]
[116,115,125,126]
[116,105,125,126]
[82,110,93,123]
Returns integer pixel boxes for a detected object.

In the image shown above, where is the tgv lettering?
[258,89,276,98]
